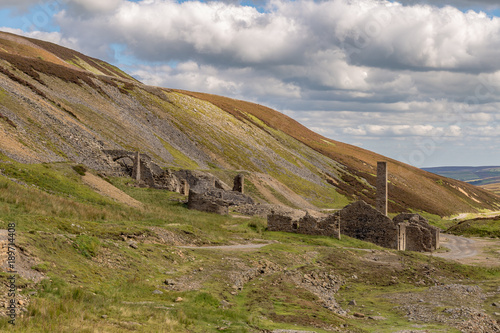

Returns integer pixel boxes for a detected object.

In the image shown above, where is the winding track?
[433,234,478,260]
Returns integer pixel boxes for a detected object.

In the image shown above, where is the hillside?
[1,31,500,333]
[1,30,499,217]
[1,158,500,332]
[0,33,498,216]
[423,166,500,186]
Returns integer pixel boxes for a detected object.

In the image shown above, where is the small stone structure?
[173,169,231,192]
[103,150,182,192]
[376,161,388,216]
[267,210,340,238]
[132,151,141,181]
[267,200,440,252]
[393,213,440,252]
[233,174,244,193]
[187,188,254,215]
[187,190,229,215]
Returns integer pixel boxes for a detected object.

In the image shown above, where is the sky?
[1,0,500,168]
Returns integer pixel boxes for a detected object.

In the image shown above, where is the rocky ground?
[387,284,500,333]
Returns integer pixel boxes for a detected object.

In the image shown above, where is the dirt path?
[434,234,500,267]
[179,241,276,251]
[82,173,143,209]
[434,235,478,260]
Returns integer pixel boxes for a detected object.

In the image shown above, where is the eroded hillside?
[0,31,499,216]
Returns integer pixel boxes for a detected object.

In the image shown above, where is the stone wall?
[393,213,440,251]
[102,150,183,193]
[187,190,229,215]
[267,201,440,252]
[336,200,398,249]
[187,188,255,215]
[174,170,231,192]
[267,209,339,238]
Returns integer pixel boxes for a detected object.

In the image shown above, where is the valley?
[0,31,499,332]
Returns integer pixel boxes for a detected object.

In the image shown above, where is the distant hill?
[1,30,500,216]
[422,166,500,186]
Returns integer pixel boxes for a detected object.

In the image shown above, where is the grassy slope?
[0,31,499,217]
[1,158,499,332]
[482,183,500,195]
[447,216,500,238]
[176,90,500,216]
[0,31,135,81]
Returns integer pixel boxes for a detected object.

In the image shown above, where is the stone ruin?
[103,150,183,192]
[393,213,440,252]
[102,152,440,252]
[267,200,440,252]
[103,150,255,215]
[177,170,254,215]
[187,189,254,215]
[267,161,440,252]
[267,209,340,239]
[335,200,398,249]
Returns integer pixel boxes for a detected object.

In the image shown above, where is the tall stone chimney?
[132,151,141,181]
[376,161,388,216]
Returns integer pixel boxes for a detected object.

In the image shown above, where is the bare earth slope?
[1,31,499,216]
[81,173,143,209]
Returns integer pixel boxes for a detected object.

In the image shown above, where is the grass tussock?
[446,217,500,238]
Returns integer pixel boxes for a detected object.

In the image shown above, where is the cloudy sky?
[1,0,500,167]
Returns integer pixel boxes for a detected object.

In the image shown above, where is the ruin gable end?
[267,210,339,238]
[338,200,398,249]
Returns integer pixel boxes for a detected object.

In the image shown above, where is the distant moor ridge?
[1,31,499,216]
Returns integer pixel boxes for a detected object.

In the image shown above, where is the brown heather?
[0,31,498,216]
[175,90,500,216]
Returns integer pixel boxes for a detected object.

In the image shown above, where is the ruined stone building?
[103,151,440,252]
[335,201,440,251]
[268,210,340,238]
[103,150,182,192]
[267,161,439,252]
[267,200,440,252]
[103,149,254,215]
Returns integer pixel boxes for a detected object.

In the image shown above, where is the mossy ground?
[0,160,499,332]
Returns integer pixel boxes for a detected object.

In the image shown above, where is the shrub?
[72,165,87,176]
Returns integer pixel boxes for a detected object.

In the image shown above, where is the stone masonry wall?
[267,210,339,238]
[336,200,398,249]
[267,201,440,252]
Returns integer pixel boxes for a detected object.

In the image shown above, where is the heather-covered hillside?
[0,31,499,216]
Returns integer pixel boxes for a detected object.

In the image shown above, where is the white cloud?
[132,61,301,100]
[0,27,80,49]
[3,0,500,165]
[0,0,124,13]
[69,0,123,13]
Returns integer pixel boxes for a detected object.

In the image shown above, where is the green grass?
[1,160,500,332]
[156,135,199,169]
[446,217,500,238]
